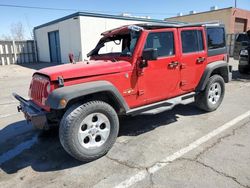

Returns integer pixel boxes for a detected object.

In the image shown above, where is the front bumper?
[13,93,49,130]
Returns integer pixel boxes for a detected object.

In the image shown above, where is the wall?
[79,16,148,59]
[34,17,82,63]
[166,8,250,34]
[35,14,152,63]
[166,8,232,34]
[230,8,250,33]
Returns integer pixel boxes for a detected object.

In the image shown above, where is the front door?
[138,29,180,104]
[178,27,207,91]
[48,31,61,63]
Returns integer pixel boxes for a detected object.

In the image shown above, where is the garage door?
[234,18,247,33]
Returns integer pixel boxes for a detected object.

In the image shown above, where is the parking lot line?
[114,110,250,188]
[0,113,19,119]
[0,101,18,106]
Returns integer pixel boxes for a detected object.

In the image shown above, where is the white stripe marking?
[0,135,38,165]
[114,111,250,188]
[0,102,17,106]
[0,113,19,119]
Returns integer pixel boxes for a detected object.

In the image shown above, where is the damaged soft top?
[88,25,142,57]
[101,25,144,37]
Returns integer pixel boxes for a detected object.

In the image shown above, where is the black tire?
[59,101,119,162]
[238,65,248,74]
[195,75,225,112]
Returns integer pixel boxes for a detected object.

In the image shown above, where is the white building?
[34,12,167,63]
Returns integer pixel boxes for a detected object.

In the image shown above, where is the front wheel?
[59,101,119,162]
[195,75,225,112]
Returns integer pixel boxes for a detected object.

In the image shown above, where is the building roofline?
[34,11,174,30]
[165,7,234,20]
[34,12,79,30]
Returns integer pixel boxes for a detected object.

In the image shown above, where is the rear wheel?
[59,101,119,162]
[195,75,225,112]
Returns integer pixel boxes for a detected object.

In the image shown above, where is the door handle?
[197,57,206,64]
[168,61,179,68]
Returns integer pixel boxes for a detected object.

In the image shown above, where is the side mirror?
[139,48,158,68]
[142,48,158,61]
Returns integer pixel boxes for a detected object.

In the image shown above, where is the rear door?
[178,27,207,91]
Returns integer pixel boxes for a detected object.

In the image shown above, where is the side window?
[236,34,250,42]
[98,41,122,54]
[207,28,226,49]
[197,30,204,51]
[144,32,175,57]
[181,30,204,53]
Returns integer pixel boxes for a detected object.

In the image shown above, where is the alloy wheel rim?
[78,113,111,149]
[208,82,221,105]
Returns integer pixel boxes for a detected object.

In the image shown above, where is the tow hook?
[17,105,22,112]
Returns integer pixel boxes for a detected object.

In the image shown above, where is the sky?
[0,0,249,39]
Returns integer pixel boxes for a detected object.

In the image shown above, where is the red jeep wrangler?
[14,22,232,162]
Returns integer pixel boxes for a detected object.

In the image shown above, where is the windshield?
[88,30,140,57]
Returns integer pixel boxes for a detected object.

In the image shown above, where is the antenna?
[235,0,237,8]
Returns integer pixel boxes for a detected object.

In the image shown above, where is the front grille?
[30,74,49,104]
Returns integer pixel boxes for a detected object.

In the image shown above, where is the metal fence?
[0,40,36,66]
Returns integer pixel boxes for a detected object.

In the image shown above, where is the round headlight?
[46,83,51,93]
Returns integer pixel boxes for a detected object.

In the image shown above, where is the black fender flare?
[196,61,230,91]
[46,81,129,112]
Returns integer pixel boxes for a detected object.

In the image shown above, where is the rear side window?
[181,30,204,53]
[144,32,175,57]
[207,28,226,49]
[236,34,250,42]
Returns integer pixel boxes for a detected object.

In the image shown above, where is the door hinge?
[180,63,187,69]
[138,90,145,95]
[137,71,144,76]
[180,81,187,86]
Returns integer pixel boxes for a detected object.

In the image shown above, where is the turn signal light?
[60,99,67,107]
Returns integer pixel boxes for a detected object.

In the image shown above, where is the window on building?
[181,30,204,53]
[234,18,247,33]
[207,28,226,49]
[144,32,175,57]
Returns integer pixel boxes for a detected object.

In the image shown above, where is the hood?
[38,60,132,81]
